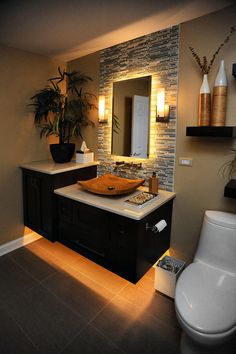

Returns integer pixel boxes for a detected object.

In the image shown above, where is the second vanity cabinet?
[21,162,97,241]
[56,189,174,283]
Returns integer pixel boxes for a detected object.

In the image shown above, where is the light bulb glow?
[156,88,165,117]
[99,95,106,122]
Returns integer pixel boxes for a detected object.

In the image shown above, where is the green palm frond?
[219,148,236,180]
[29,67,97,144]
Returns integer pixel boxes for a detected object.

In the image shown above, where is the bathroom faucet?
[113,161,142,172]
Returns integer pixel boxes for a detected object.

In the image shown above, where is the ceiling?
[0,0,234,62]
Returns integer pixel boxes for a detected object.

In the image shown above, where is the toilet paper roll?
[153,219,167,233]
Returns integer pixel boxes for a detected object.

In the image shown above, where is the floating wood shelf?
[224,179,236,199]
[186,126,236,138]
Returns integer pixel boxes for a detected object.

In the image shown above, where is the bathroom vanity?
[21,160,175,283]
[55,184,175,283]
[21,161,97,241]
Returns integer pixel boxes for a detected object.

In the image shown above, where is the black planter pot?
[50,143,75,163]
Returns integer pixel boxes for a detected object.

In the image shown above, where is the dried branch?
[189,26,235,74]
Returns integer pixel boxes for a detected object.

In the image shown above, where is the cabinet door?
[23,171,41,231]
[22,165,97,242]
[58,197,109,258]
[22,170,52,238]
[74,203,109,257]
[108,214,137,280]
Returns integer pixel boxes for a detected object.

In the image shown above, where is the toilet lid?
[205,210,236,229]
[175,263,236,334]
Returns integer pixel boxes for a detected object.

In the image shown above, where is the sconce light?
[156,88,169,123]
[98,95,107,123]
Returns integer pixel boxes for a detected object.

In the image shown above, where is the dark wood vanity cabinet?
[58,197,110,257]
[57,195,173,283]
[22,165,97,241]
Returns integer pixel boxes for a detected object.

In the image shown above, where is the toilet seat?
[175,262,236,335]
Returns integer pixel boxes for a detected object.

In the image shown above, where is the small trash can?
[154,256,185,298]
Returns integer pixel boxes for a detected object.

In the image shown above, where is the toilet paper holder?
[145,219,167,234]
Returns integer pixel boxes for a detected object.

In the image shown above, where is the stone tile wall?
[98,25,179,191]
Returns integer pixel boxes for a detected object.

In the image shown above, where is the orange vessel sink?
[78,173,145,195]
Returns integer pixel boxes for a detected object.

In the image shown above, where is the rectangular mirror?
[112,76,151,159]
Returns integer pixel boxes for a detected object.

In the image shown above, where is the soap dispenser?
[149,172,158,194]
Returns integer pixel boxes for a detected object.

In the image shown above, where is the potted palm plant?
[29,67,96,163]
[221,148,236,180]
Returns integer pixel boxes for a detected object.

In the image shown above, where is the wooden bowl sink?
[77,174,145,195]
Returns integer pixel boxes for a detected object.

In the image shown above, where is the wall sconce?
[156,88,169,123]
[98,95,107,123]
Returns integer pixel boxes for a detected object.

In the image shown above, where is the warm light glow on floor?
[26,237,161,320]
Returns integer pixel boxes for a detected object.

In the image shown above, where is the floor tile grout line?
[14,240,180,330]
[36,277,90,325]
[27,239,165,303]
[30,240,131,295]
[30,243,178,333]
[100,289,181,336]
[86,282,129,326]
[28,241,76,267]
[11,242,176,318]
[2,301,43,353]
[87,289,180,353]
[66,260,129,294]
[3,243,181,353]
[5,255,89,349]
[90,323,128,354]
[9,250,66,295]
[5,279,89,354]
[7,254,43,287]
[40,269,120,326]
[57,282,129,354]
[9,242,128,323]
[57,322,90,354]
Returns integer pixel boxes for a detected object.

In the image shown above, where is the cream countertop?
[54,184,175,221]
[20,160,98,175]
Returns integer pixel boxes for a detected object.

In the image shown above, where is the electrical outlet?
[179,157,193,166]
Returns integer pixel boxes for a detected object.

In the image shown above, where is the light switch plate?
[179,157,193,166]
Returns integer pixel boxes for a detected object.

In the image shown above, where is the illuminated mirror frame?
[98,73,169,160]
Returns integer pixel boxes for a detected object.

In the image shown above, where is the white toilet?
[175,210,236,346]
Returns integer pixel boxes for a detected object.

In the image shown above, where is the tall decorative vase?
[211,60,228,126]
[198,74,211,126]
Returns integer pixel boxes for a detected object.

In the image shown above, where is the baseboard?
[0,232,42,257]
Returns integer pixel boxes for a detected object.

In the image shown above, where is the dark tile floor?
[0,238,235,354]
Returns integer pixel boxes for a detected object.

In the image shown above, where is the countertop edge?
[54,185,176,220]
[20,160,99,174]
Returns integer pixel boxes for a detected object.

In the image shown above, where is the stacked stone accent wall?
[98,25,179,191]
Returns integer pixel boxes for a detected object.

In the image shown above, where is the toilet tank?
[194,211,236,274]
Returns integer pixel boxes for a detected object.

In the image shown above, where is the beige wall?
[0,45,64,246]
[171,5,236,263]
[67,52,100,158]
